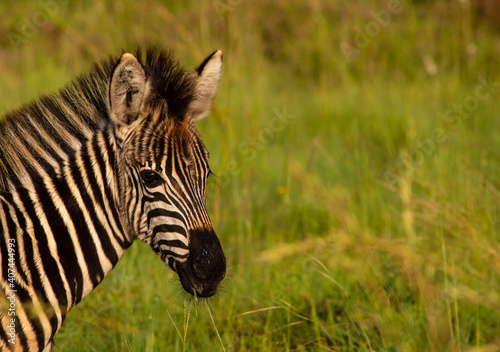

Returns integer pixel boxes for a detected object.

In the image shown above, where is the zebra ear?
[187,50,223,122]
[108,53,147,125]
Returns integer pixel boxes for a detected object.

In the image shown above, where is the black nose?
[176,229,226,297]
[190,228,226,282]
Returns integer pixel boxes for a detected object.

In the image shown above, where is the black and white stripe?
[0,47,226,351]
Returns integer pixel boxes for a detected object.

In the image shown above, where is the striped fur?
[0,48,226,351]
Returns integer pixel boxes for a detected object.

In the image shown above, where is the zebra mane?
[0,47,194,191]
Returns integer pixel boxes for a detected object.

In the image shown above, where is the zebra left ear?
[108,53,147,125]
[187,50,223,122]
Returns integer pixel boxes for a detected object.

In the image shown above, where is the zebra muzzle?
[176,228,226,297]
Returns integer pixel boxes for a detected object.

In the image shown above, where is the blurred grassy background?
[1,0,500,351]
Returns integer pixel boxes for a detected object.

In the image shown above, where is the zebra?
[0,47,226,351]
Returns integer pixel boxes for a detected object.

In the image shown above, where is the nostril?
[192,257,209,281]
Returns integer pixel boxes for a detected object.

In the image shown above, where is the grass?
[1,0,500,351]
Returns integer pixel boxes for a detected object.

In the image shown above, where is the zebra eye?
[140,170,164,188]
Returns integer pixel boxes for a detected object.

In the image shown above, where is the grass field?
[1,0,500,351]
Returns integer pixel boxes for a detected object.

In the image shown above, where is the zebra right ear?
[186,50,223,122]
[108,53,147,125]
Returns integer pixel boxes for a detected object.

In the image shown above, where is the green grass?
[1,0,500,351]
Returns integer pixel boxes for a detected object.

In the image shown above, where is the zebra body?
[0,48,226,351]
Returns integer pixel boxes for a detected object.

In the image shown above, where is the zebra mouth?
[174,229,226,298]
[176,260,224,297]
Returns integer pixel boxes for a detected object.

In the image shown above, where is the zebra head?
[107,49,226,297]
